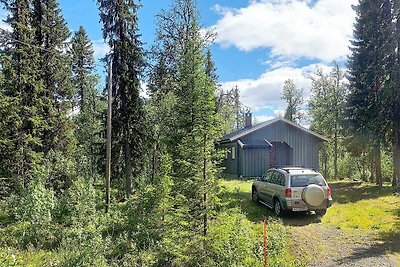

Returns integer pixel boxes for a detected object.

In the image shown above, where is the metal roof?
[220,117,329,142]
[237,139,273,149]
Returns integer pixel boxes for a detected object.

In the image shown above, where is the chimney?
[245,111,252,128]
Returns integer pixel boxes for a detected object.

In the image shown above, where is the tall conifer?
[32,0,73,154]
[347,0,394,185]
[70,26,105,180]
[97,0,146,198]
[0,0,46,189]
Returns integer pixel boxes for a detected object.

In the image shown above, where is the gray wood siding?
[219,142,239,176]
[241,120,321,170]
[242,148,269,177]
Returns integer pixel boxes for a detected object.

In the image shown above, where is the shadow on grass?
[219,188,322,226]
[335,208,400,265]
[330,182,394,204]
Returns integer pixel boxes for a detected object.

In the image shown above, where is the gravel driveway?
[289,221,399,267]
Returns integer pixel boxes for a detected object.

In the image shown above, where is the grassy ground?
[219,178,400,266]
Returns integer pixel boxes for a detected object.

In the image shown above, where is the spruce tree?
[156,1,221,263]
[32,0,74,154]
[97,0,146,198]
[390,0,400,187]
[70,26,95,111]
[69,26,105,180]
[0,55,21,196]
[0,0,46,189]
[347,0,394,185]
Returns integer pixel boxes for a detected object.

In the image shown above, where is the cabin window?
[231,147,236,160]
[224,149,228,159]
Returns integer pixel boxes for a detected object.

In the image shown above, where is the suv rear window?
[290,174,326,187]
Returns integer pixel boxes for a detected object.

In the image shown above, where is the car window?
[262,171,272,182]
[278,172,286,186]
[290,174,326,187]
[270,171,280,185]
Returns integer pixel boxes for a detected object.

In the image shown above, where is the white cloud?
[220,63,332,111]
[210,0,357,62]
[92,40,110,60]
[253,114,274,124]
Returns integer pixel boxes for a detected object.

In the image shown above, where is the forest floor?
[220,179,400,267]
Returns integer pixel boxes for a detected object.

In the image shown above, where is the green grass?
[219,178,400,264]
[323,182,400,232]
[219,178,307,266]
[0,247,55,267]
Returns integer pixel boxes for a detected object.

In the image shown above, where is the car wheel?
[274,199,283,217]
[315,209,327,217]
[252,188,259,203]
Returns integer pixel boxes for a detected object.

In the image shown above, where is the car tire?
[252,188,259,203]
[315,209,327,217]
[274,198,284,217]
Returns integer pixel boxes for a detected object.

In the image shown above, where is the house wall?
[241,120,321,170]
[218,142,240,177]
[242,147,270,177]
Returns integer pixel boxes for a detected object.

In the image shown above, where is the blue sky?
[2,0,359,124]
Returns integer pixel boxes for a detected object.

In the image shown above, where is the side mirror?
[256,177,261,181]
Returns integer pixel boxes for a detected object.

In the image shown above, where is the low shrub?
[5,181,57,249]
[60,177,97,228]
[57,227,108,267]
[204,209,262,266]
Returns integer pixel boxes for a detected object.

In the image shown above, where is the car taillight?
[285,188,292,198]
[327,186,331,197]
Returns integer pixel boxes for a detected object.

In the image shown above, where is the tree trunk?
[151,142,158,184]
[393,122,400,187]
[334,130,338,180]
[322,147,328,179]
[124,136,132,199]
[203,134,207,237]
[374,143,382,186]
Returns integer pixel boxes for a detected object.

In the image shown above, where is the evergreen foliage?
[32,0,74,154]
[70,26,105,180]
[97,0,147,198]
[0,0,47,190]
[347,0,395,185]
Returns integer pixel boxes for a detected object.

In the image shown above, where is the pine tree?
[97,0,146,198]
[69,26,105,180]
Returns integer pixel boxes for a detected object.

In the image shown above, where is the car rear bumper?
[284,197,332,211]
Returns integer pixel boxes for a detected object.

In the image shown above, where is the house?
[217,113,328,178]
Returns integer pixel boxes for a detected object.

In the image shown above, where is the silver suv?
[252,167,333,216]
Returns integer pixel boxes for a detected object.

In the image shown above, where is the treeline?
[0,0,289,266]
[280,0,400,188]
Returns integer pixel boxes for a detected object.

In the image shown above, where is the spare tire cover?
[302,184,325,207]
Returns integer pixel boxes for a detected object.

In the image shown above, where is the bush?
[61,177,97,228]
[6,181,57,248]
[0,248,19,267]
[57,227,108,267]
[204,209,261,267]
